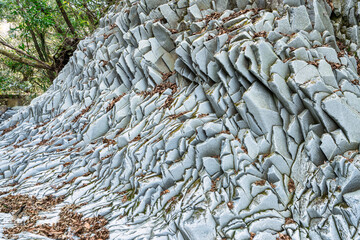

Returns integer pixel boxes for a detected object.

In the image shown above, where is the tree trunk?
[15,0,46,62]
[46,69,57,81]
[25,23,47,61]
[54,25,65,35]
[55,0,77,36]
[38,32,49,62]
[67,3,88,36]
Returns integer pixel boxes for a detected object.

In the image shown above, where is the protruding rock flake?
[1,0,360,239]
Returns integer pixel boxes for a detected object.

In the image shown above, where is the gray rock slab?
[243,82,282,134]
[152,23,176,52]
[159,4,180,28]
[188,4,202,20]
[322,94,360,143]
[291,6,312,31]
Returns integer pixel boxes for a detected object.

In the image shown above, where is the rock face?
[1,0,360,239]
[0,107,18,125]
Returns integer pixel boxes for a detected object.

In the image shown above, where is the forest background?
[0,0,117,95]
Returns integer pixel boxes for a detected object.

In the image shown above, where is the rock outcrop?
[1,0,360,239]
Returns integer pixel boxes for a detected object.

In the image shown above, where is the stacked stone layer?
[1,0,360,239]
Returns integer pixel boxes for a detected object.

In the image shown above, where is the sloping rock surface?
[1,0,360,239]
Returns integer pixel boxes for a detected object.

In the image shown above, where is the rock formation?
[1,0,360,239]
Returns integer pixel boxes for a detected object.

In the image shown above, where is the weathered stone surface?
[1,0,360,239]
[291,5,312,31]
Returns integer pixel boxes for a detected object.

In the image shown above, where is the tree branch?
[0,48,53,70]
[0,38,50,68]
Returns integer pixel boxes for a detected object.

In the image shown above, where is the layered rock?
[1,0,360,239]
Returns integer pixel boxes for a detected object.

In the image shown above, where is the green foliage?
[0,0,116,94]
[0,56,50,93]
[0,65,30,93]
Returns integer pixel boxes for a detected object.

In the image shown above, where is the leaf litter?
[0,194,109,239]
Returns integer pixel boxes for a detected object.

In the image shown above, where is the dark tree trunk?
[27,24,47,61]
[55,0,77,36]
[15,0,46,62]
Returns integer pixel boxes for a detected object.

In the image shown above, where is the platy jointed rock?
[0,0,360,239]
